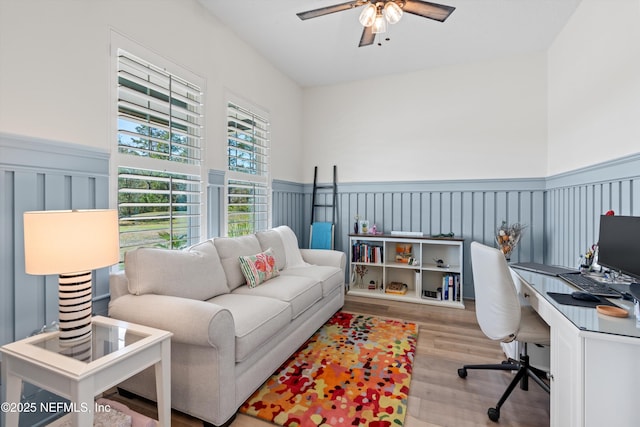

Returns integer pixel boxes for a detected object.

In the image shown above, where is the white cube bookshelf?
[348,233,464,309]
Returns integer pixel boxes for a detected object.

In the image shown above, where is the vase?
[354,221,359,234]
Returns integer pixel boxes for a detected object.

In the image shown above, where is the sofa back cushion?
[125,240,228,300]
[214,234,263,290]
[255,229,286,271]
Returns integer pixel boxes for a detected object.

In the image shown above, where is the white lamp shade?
[372,13,387,34]
[24,209,119,274]
[359,3,377,27]
[384,2,403,24]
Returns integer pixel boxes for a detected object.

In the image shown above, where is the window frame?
[111,33,206,263]
[224,95,271,237]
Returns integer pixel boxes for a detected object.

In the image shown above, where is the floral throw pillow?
[239,248,280,288]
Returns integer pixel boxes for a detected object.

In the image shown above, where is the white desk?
[511,269,640,427]
[1,316,172,427]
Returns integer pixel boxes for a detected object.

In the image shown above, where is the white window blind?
[117,168,202,250]
[226,101,270,237]
[116,50,204,257]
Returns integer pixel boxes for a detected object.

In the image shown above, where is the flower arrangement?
[496,221,526,259]
[355,265,368,286]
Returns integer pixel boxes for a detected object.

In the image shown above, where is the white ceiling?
[199,0,582,87]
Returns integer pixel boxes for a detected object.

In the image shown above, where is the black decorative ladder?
[310,165,337,249]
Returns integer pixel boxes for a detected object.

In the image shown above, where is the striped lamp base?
[58,334,93,362]
[58,271,93,343]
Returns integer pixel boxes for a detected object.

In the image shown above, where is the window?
[226,101,270,237]
[116,49,204,260]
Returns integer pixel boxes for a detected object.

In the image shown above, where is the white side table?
[1,316,172,427]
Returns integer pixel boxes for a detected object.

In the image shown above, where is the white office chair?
[458,241,550,422]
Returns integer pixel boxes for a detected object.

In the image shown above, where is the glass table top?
[30,321,147,363]
[513,269,640,339]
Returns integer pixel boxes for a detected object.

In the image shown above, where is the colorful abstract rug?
[240,311,418,427]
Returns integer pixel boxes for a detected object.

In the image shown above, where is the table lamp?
[23,209,119,343]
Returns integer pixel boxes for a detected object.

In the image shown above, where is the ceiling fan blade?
[402,0,455,22]
[297,1,364,20]
[358,25,375,47]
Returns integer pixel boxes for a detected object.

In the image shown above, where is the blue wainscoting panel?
[272,179,307,242]
[295,154,639,299]
[545,153,640,269]
[298,178,547,299]
[0,169,16,349]
[3,134,637,345]
[0,134,110,346]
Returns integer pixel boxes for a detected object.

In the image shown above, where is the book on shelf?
[351,241,383,263]
[441,273,461,301]
[385,281,408,295]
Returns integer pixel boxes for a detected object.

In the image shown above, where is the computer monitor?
[597,215,640,282]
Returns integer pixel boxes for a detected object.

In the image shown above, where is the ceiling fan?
[297,1,456,47]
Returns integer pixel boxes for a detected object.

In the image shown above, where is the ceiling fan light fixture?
[372,12,387,33]
[384,2,403,24]
[358,3,377,27]
[296,0,456,47]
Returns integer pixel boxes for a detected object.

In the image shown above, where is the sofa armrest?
[300,249,346,271]
[109,294,234,348]
[109,271,130,302]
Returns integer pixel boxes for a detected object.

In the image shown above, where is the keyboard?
[558,273,621,298]
[511,262,578,277]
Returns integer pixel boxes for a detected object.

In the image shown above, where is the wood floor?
[105,295,550,427]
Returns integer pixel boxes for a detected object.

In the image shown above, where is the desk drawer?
[520,281,540,311]
[511,269,540,310]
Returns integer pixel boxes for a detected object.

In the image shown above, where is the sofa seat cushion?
[232,275,322,319]
[125,240,228,300]
[209,293,290,363]
[214,235,263,290]
[280,265,344,297]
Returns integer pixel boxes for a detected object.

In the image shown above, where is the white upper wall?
[0,0,304,182]
[302,53,549,183]
[2,0,638,185]
[547,0,640,176]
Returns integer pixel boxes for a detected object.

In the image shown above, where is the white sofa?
[108,226,345,427]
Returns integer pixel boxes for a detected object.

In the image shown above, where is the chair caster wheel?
[457,368,467,378]
[488,407,500,422]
